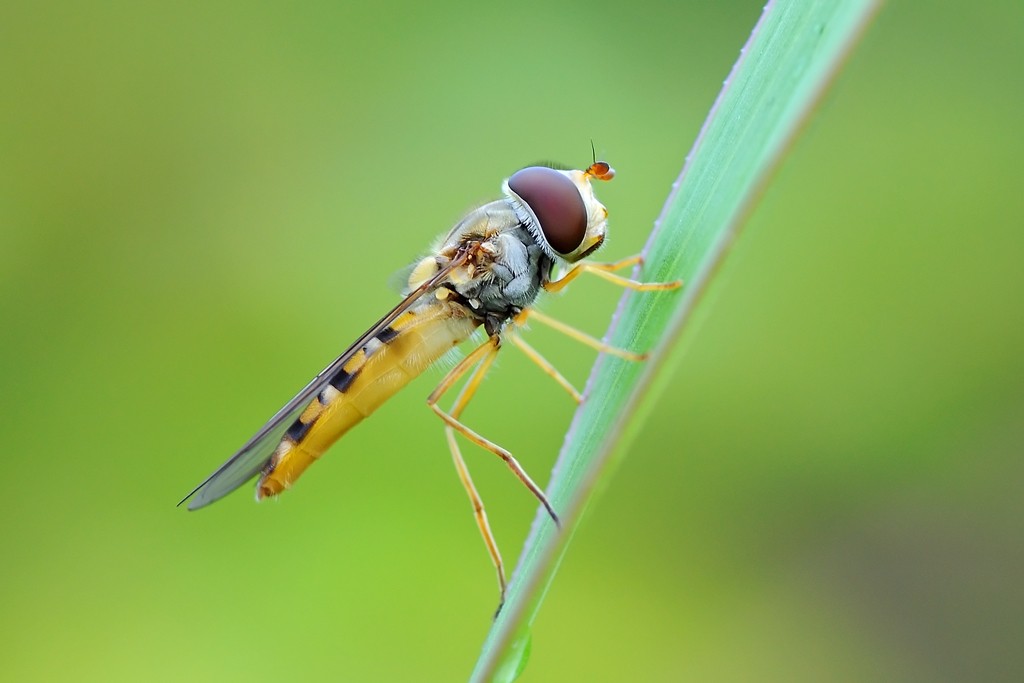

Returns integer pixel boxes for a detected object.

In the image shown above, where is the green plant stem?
[471,2,883,680]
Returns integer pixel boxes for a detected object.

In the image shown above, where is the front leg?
[544,254,682,294]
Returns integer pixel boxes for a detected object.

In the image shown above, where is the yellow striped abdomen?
[257,300,479,499]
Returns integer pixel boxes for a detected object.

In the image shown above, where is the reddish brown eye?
[507,166,587,255]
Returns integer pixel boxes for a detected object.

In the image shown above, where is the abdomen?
[257,300,479,498]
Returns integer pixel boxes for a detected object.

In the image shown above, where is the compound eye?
[508,166,587,255]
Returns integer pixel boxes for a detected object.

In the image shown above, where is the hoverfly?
[179,160,680,606]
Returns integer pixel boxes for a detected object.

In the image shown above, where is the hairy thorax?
[411,201,555,335]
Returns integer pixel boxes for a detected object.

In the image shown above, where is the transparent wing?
[178,251,468,510]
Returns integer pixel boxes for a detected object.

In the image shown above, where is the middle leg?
[427,334,560,528]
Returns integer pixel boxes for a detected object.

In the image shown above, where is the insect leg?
[438,338,507,601]
[514,308,648,362]
[509,334,582,403]
[447,422,507,601]
[427,336,561,528]
[544,254,682,294]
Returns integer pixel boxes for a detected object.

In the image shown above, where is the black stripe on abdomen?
[330,367,355,392]
[376,325,399,344]
[319,320,400,404]
[286,416,313,442]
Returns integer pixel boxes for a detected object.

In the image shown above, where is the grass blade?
[471,1,883,680]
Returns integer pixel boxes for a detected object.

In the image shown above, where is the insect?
[179,160,680,606]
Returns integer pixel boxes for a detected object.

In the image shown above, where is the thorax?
[431,200,554,334]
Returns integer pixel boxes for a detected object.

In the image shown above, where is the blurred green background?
[2,0,1021,681]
